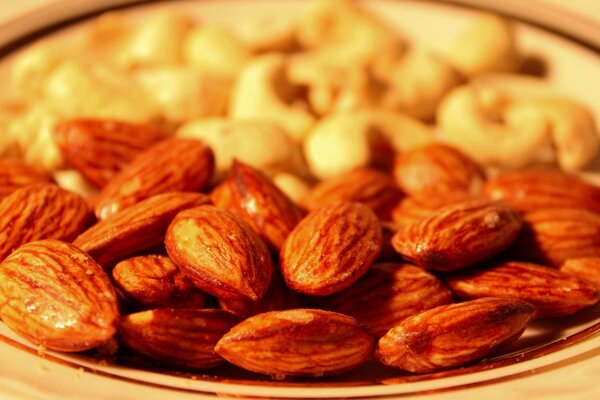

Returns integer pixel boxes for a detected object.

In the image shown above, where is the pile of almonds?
[1,124,599,379]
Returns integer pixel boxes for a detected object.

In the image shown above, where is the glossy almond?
[376,297,535,373]
[302,168,402,220]
[74,192,210,267]
[393,144,485,196]
[94,138,214,220]
[509,208,600,266]
[54,119,166,188]
[391,191,474,227]
[446,261,599,318]
[280,202,383,296]
[484,169,600,213]
[392,200,521,271]
[0,240,119,351]
[0,184,91,261]
[0,158,52,200]
[119,309,239,369]
[216,160,304,250]
[323,263,453,337]
[215,309,374,377]
[112,255,205,309]
[560,258,600,289]
[165,205,272,301]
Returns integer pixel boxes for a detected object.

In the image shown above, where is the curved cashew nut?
[273,172,311,204]
[303,109,434,179]
[229,53,315,142]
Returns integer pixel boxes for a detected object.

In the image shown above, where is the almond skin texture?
[323,263,453,337]
[509,208,600,266]
[165,205,272,301]
[446,261,600,318]
[217,160,304,251]
[119,309,239,369]
[484,169,600,214]
[376,297,535,373]
[560,258,600,289]
[302,168,402,220]
[215,309,374,378]
[74,192,210,267]
[393,144,485,196]
[0,240,119,351]
[280,202,383,296]
[0,158,52,200]
[112,255,205,309]
[0,184,91,262]
[391,191,475,227]
[392,200,521,271]
[94,138,214,220]
[54,119,166,188]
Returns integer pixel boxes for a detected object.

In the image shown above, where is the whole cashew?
[229,53,315,142]
[10,44,63,100]
[273,172,311,204]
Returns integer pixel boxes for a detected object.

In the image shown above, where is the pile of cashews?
[1,0,599,199]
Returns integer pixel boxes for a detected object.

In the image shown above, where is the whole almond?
[0,240,119,351]
[484,169,600,213]
[393,144,485,196]
[280,202,383,296]
[119,309,239,369]
[215,309,374,378]
[0,184,91,262]
[74,192,210,267]
[165,205,272,301]
[216,160,304,250]
[323,263,453,337]
[94,138,214,220]
[0,158,52,200]
[446,261,599,318]
[392,200,521,271]
[302,168,402,220]
[376,297,535,373]
[54,119,166,188]
[112,255,205,309]
[391,191,474,227]
[509,208,600,266]
[560,258,600,289]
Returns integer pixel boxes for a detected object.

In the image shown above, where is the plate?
[1,1,600,399]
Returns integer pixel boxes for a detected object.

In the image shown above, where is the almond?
[0,184,91,262]
[391,191,474,227]
[74,192,210,267]
[393,144,485,196]
[215,160,304,250]
[112,255,206,310]
[54,119,166,188]
[509,208,600,266]
[215,309,374,378]
[119,309,239,369]
[560,258,600,289]
[302,168,402,220]
[0,158,52,200]
[323,263,453,337]
[446,261,599,318]
[484,169,600,213]
[165,205,272,301]
[392,200,521,271]
[0,239,119,351]
[376,297,535,373]
[280,202,383,296]
[94,138,214,220]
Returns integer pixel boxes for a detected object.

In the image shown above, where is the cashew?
[273,172,311,204]
[10,44,63,100]
[53,169,98,199]
[176,118,305,180]
[303,109,434,179]
[229,53,315,142]
[447,13,520,76]
[232,16,297,53]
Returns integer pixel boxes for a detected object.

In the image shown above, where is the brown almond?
[560,258,600,289]
[165,205,272,301]
[215,309,374,378]
[391,191,475,227]
[94,138,214,220]
[392,200,521,271]
[376,297,535,373]
[0,158,52,200]
[0,240,119,351]
[280,202,383,296]
[446,261,599,318]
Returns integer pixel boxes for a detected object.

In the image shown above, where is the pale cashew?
[176,118,305,180]
[0,103,24,157]
[446,13,520,76]
[53,169,98,199]
[232,16,297,53]
[303,109,434,179]
[229,53,315,142]
[272,172,311,204]
[10,44,63,100]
